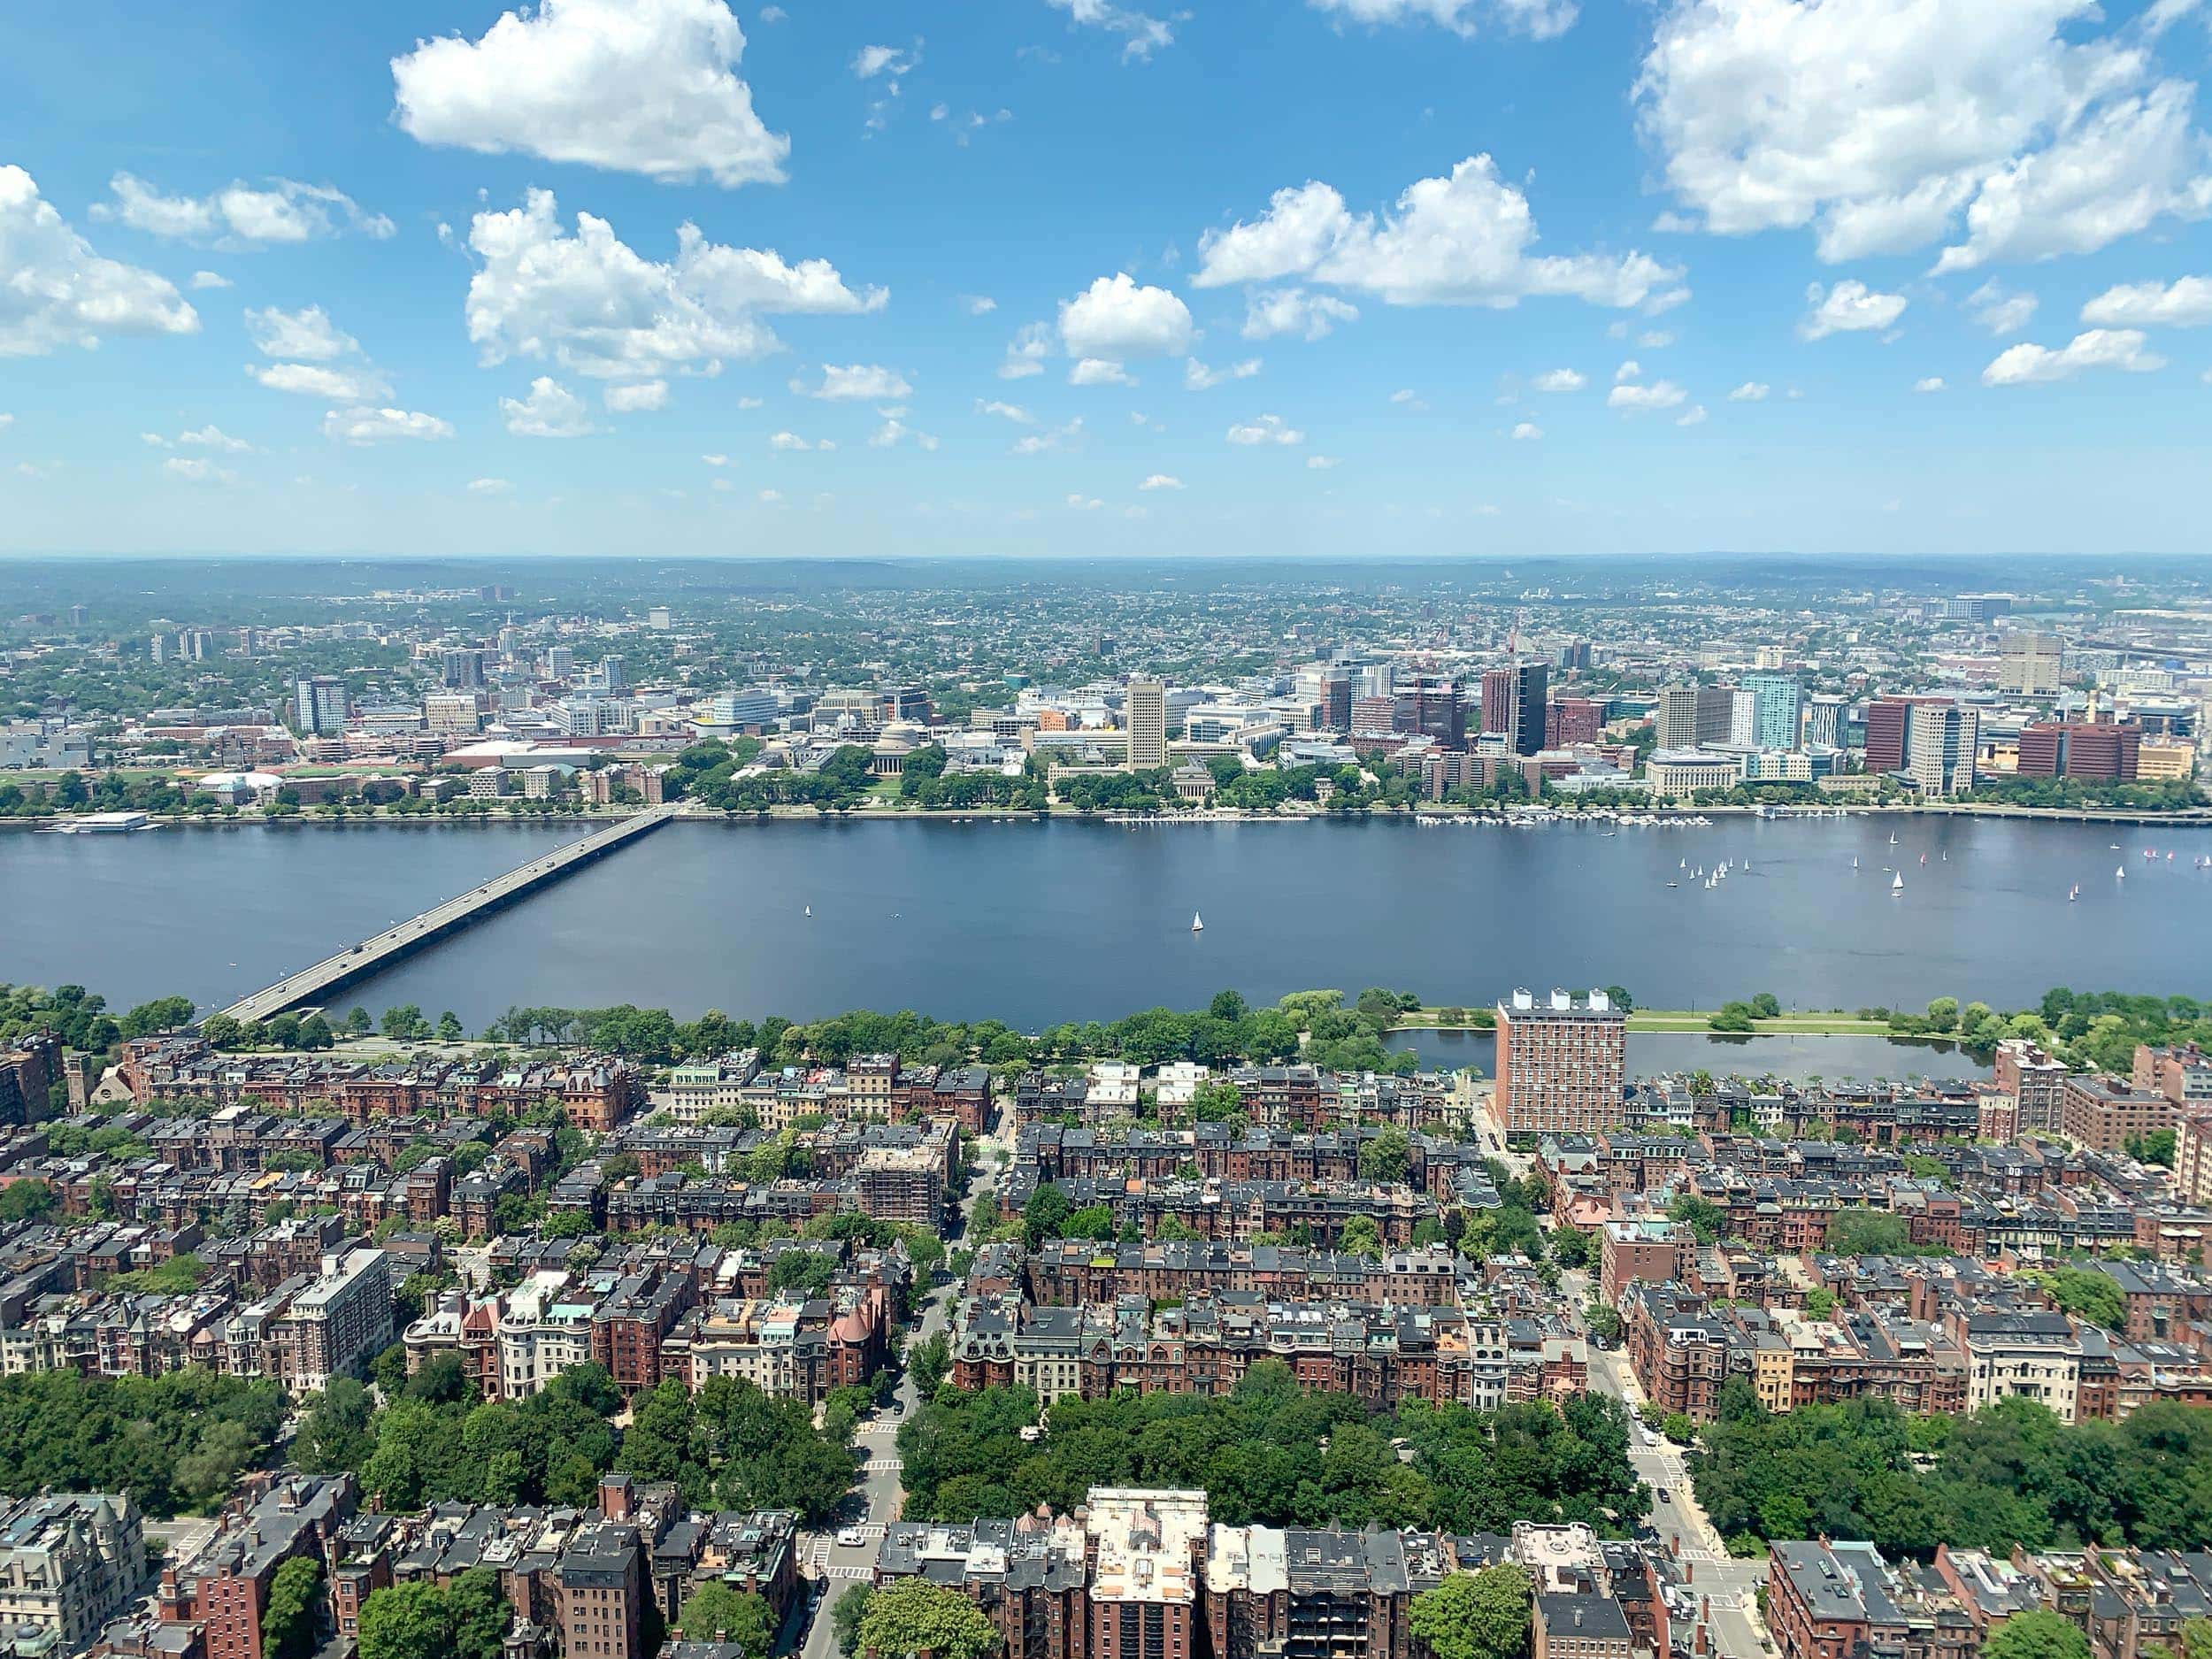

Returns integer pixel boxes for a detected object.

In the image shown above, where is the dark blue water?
[5,815,2208,1032]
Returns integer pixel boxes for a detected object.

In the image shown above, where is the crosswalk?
[862,1457,902,1473]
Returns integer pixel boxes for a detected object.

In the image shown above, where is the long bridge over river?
[217,804,679,1024]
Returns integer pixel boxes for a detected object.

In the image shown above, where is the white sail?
[1191,911,1204,932]
[1891,872,1903,893]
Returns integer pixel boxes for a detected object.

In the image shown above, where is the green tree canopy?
[1408,1565,1532,1659]
[857,1577,1002,1659]
[1985,1611,2091,1659]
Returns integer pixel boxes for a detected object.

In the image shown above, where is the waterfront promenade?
[215,804,678,1024]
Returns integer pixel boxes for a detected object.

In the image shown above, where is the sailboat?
[2069,885,2079,902]
[1891,871,1904,895]
[804,905,812,917]
[1919,853,1927,866]
[2116,866,2126,880]
[1191,911,1204,933]
[1852,856,1859,870]
[1889,830,1899,846]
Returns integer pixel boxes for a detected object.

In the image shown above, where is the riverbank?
[1394,1008,1939,1038]
[5,793,2208,831]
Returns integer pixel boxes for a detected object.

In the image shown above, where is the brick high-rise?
[1494,988,1626,1135]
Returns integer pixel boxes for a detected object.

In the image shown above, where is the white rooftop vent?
[1512,988,1534,1011]
[1588,989,1611,1012]
[1550,988,1572,1011]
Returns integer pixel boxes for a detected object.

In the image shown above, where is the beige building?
[1126,679,1168,770]
[1963,1311,2080,1422]
[1997,632,2065,695]
[0,1492,145,1651]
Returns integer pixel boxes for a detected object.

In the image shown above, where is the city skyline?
[3,0,2210,560]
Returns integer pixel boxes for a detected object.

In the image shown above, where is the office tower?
[1998,633,2065,696]
[1728,688,1758,749]
[599,655,628,691]
[1511,662,1548,757]
[442,647,486,689]
[648,605,672,630]
[1864,695,1957,773]
[1321,670,1351,732]
[1480,668,1515,735]
[1494,987,1627,1134]
[1940,594,2012,623]
[2016,720,2140,780]
[1804,695,1846,749]
[1395,676,1466,749]
[1656,682,1732,749]
[292,674,349,737]
[1742,671,1804,751]
[150,633,170,664]
[1547,696,1604,748]
[1558,639,1594,672]
[547,644,576,680]
[1353,664,1394,702]
[1126,679,1167,768]
[1905,702,1978,796]
[881,685,933,724]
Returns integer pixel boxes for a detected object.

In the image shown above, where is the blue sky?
[2,0,2209,559]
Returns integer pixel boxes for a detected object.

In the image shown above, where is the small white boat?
[804,905,812,917]
[2116,866,2126,880]
[1852,856,1858,870]
[2069,885,2079,902]
[1191,911,1204,933]
[1891,872,1904,895]
[1889,831,1899,845]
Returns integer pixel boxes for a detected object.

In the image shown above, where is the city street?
[795,1128,1005,1659]
[1563,1270,1775,1659]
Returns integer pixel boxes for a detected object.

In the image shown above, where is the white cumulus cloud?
[1532,368,1586,392]
[324,407,455,445]
[250,362,392,401]
[94,173,393,245]
[1967,282,2039,335]
[469,477,514,494]
[1982,328,2164,384]
[1727,380,1770,401]
[161,457,236,483]
[1308,0,1577,41]
[502,376,595,436]
[1608,379,1687,410]
[1070,357,1136,386]
[794,363,912,400]
[1225,414,1304,445]
[976,400,1035,424]
[1240,288,1360,341]
[1194,158,1682,311]
[393,0,789,188]
[1000,322,1050,379]
[605,379,670,411]
[465,188,883,383]
[1510,421,1542,440]
[2081,275,2212,327]
[1635,0,2212,267]
[1185,357,1262,390]
[1306,454,1341,469]
[1059,273,1194,359]
[1800,280,1908,340]
[1139,473,1185,489]
[0,166,199,357]
[245,304,358,361]
[1044,0,1177,61]
[1915,376,1947,393]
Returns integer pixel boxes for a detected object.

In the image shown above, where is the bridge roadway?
[217,803,680,1024]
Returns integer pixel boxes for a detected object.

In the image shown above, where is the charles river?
[8,814,2211,1083]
